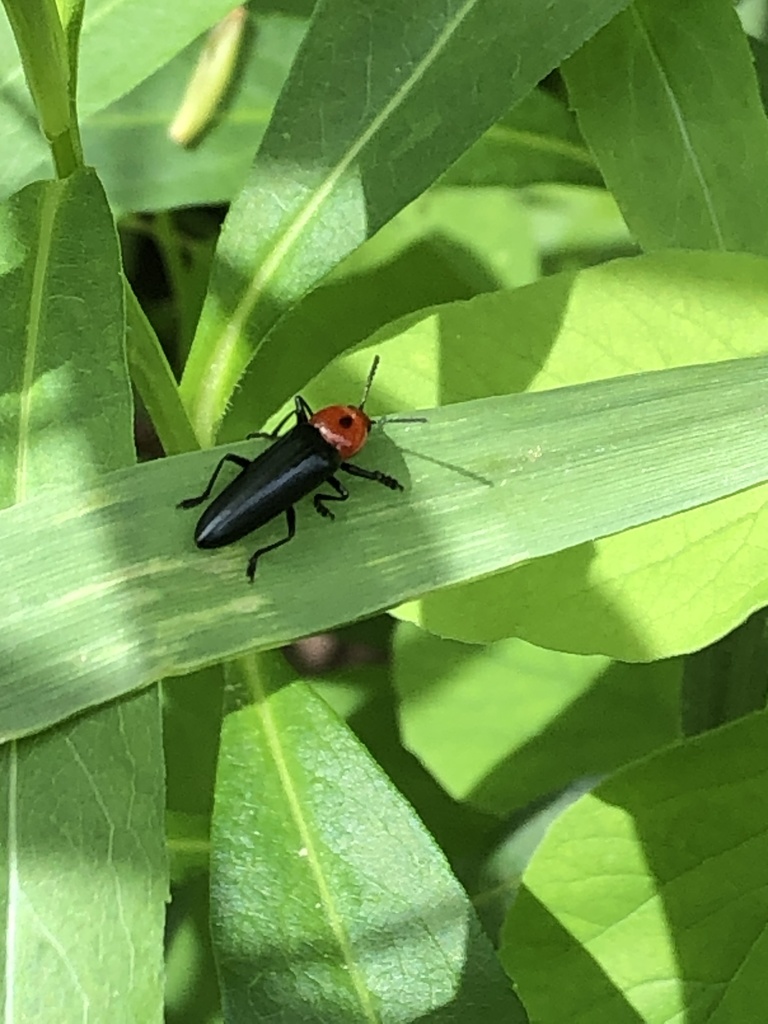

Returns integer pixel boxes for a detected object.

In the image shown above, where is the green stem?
[125,285,201,456]
[2,0,84,178]
[50,125,83,178]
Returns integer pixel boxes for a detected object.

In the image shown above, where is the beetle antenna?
[358,355,381,411]
[375,415,427,426]
[359,355,426,425]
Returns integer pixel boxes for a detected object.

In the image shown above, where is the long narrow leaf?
[0,171,166,1021]
[1,354,767,739]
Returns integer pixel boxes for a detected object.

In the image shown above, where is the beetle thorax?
[310,404,372,459]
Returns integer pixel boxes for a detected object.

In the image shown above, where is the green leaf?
[1,342,768,739]
[478,785,593,916]
[563,0,768,253]
[180,0,635,442]
[223,183,629,441]
[0,171,166,1020]
[0,693,167,1020]
[0,173,132,497]
[211,656,525,1021]
[393,623,681,815]
[341,186,539,290]
[501,711,768,1022]
[393,251,768,659]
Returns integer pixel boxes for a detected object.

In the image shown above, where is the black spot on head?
[339,414,353,428]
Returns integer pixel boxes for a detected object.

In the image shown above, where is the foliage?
[1,0,768,1021]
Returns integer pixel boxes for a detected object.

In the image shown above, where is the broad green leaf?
[564,0,768,254]
[211,656,526,1021]
[1,348,768,739]
[393,623,680,815]
[478,784,594,917]
[81,11,306,214]
[312,653,504,880]
[223,184,539,438]
[0,0,241,198]
[501,711,768,1022]
[180,0,635,443]
[390,251,768,659]
[0,171,165,1020]
[0,693,166,1021]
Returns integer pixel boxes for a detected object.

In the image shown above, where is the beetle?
[178,356,424,581]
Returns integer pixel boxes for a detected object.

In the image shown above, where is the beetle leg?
[246,506,296,582]
[313,476,349,520]
[247,396,314,440]
[340,462,403,491]
[246,402,297,440]
[177,454,251,509]
[295,396,313,423]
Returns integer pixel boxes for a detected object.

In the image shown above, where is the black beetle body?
[178,365,422,581]
[194,420,342,551]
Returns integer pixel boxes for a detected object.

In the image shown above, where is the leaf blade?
[1,349,767,739]
[502,712,768,1021]
[0,171,166,1021]
[212,660,525,1021]
[180,0,635,440]
[563,0,768,254]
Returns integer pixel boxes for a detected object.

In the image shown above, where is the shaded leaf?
[82,11,306,213]
[564,0,768,253]
[393,623,680,815]
[393,251,768,659]
[502,711,768,1022]
[211,658,525,1021]
[443,88,601,191]
[0,171,166,1022]
[0,0,241,198]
